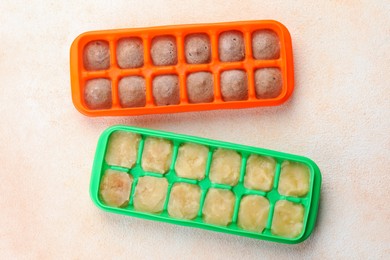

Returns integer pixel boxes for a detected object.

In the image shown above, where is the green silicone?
[90,125,322,244]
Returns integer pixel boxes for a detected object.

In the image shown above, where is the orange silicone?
[70,20,294,116]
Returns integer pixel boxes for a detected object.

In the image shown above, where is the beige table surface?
[1,1,389,259]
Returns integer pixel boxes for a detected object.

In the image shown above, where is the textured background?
[1,0,389,259]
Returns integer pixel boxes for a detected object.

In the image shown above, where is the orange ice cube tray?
[70,20,294,116]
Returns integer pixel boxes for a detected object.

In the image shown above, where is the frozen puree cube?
[202,188,235,226]
[186,72,214,104]
[244,155,276,192]
[175,143,208,180]
[168,183,201,220]
[84,78,112,109]
[209,149,241,186]
[218,30,245,62]
[152,75,180,106]
[133,176,168,213]
[271,200,304,238]
[220,70,248,101]
[105,131,141,168]
[238,195,270,232]
[116,37,144,69]
[99,169,132,207]
[254,68,283,99]
[83,40,110,70]
[252,30,280,60]
[185,34,211,64]
[141,137,173,174]
[278,161,310,197]
[150,36,177,66]
[118,76,146,108]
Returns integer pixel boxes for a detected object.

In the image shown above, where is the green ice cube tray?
[90,125,321,244]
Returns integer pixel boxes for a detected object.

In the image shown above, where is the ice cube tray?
[71,20,294,116]
[90,125,321,244]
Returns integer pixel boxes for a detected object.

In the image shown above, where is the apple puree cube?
[141,137,173,174]
[133,176,168,213]
[105,131,141,168]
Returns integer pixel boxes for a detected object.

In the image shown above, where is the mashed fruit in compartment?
[168,183,201,220]
[238,195,270,232]
[202,188,235,226]
[175,143,208,180]
[278,161,310,197]
[271,200,304,238]
[105,131,141,168]
[209,149,241,186]
[244,155,276,192]
[141,137,173,174]
[133,176,168,213]
[99,169,133,207]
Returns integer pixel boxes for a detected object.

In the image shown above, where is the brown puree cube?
[252,30,280,60]
[202,188,235,226]
[254,68,283,99]
[133,176,168,213]
[83,40,110,70]
[118,76,146,108]
[185,34,211,64]
[99,170,133,207]
[186,72,214,104]
[116,37,144,69]
[220,70,248,101]
[168,183,201,220]
[219,31,245,62]
[152,75,180,106]
[84,78,112,109]
[150,36,177,66]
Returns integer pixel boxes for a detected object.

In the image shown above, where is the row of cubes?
[100,170,305,238]
[105,132,310,197]
[84,68,282,109]
[84,30,281,71]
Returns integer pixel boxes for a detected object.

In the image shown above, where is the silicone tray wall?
[71,20,294,116]
[90,126,321,244]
